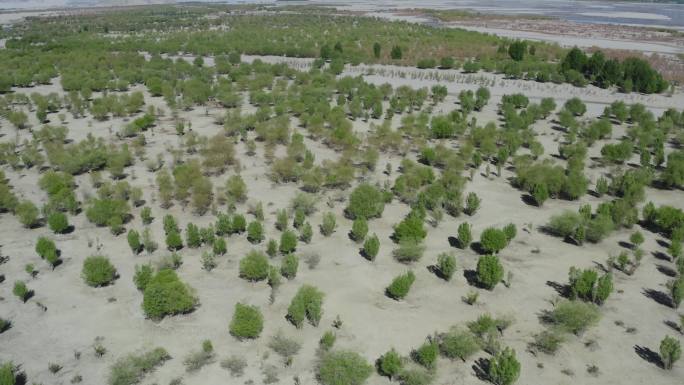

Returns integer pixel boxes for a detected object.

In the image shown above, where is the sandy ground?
[0,55,683,385]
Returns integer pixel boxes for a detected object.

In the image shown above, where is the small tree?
[82,256,117,287]
[377,348,403,380]
[47,212,69,234]
[480,228,508,254]
[660,335,681,370]
[281,254,299,279]
[671,277,684,309]
[436,253,457,281]
[280,230,298,254]
[229,303,264,340]
[457,222,472,249]
[320,212,337,236]
[363,234,380,261]
[287,285,324,328]
[464,192,480,215]
[488,347,520,385]
[477,255,504,290]
[439,327,480,361]
[247,221,264,244]
[346,184,385,219]
[127,229,142,254]
[386,271,416,300]
[239,251,270,281]
[318,351,372,385]
[142,270,197,319]
[351,218,368,242]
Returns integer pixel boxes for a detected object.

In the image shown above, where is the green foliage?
[287,285,324,328]
[546,300,600,335]
[108,347,170,385]
[671,277,684,309]
[317,351,373,385]
[82,256,117,287]
[266,239,278,257]
[488,347,520,385]
[183,340,215,372]
[300,222,313,243]
[13,280,29,302]
[377,349,403,379]
[363,234,380,260]
[319,330,336,351]
[239,251,270,282]
[320,212,337,236]
[567,267,612,305]
[48,211,69,233]
[165,231,183,251]
[660,335,681,370]
[280,230,298,254]
[457,222,472,248]
[464,192,480,215]
[280,254,299,279]
[127,229,142,254]
[438,327,480,361]
[186,223,201,248]
[393,213,426,243]
[86,198,129,229]
[0,362,16,385]
[15,200,39,228]
[480,228,508,254]
[247,221,264,244]
[477,255,504,290]
[386,271,416,300]
[351,218,368,242]
[413,341,438,370]
[346,184,385,219]
[393,240,425,263]
[229,303,264,340]
[133,264,153,291]
[35,236,59,267]
[142,269,197,319]
[436,252,457,281]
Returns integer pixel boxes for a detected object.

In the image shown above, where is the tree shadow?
[642,288,673,308]
[652,251,671,262]
[447,236,460,248]
[359,248,374,262]
[520,194,538,207]
[656,239,670,248]
[470,242,486,255]
[663,320,681,334]
[656,264,678,278]
[546,280,570,298]
[618,241,633,250]
[472,357,490,382]
[463,269,484,288]
[634,345,663,368]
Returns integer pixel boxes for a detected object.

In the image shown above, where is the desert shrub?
[320,330,337,351]
[35,236,59,267]
[247,221,264,244]
[165,231,183,251]
[163,214,178,235]
[48,212,69,234]
[107,347,170,385]
[141,207,153,225]
[502,223,517,243]
[457,222,472,248]
[212,238,226,255]
[397,367,434,385]
[363,234,380,260]
[0,318,10,334]
[229,303,264,340]
[351,218,368,242]
[199,226,215,245]
[266,239,278,257]
[142,270,197,319]
[215,213,231,235]
[82,256,117,287]
[393,213,426,243]
[281,254,299,279]
[436,253,457,281]
[564,97,586,116]
[320,212,337,236]
[86,198,129,228]
[127,230,142,254]
[280,230,298,254]
[231,214,246,233]
[13,281,29,302]
[547,211,584,239]
[276,209,289,231]
[377,348,403,379]
[15,200,39,228]
[546,300,600,335]
[531,330,565,355]
[346,184,385,219]
[268,333,301,362]
[225,175,247,203]
[671,277,684,309]
[413,341,438,370]
[220,356,247,377]
[287,285,324,328]
[477,255,504,290]
[660,335,681,370]
[300,222,313,243]
[133,264,153,291]
[488,347,520,385]
[186,223,201,248]
[480,228,508,254]
[183,340,215,372]
[464,192,481,215]
[386,271,416,300]
[317,351,373,385]
[439,327,480,361]
[0,362,17,385]
[630,231,644,247]
[293,209,305,228]
[568,267,612,305]
[393,240,425,263]
[239,251,270,281]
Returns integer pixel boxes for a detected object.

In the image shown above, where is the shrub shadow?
[642,288,673,308]
[546,280,570,298]
[520,194,538,207]
[656,264,678,277]
[652,251,671,262]
[663,320,681,333]
[472,357,490,382]
[634,345,663,368]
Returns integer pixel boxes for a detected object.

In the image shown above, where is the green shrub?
[363,234,380,261]
[239,251,270,281]
[377,348,403,380]
[280,254,299,279]
[457,222,472,248]
[86,198,129,228]
[397,367,434,385]
[15,200,39,228]
[393,240,425,263]
[346,184,385,219]
[439,327,480,361]
[386,271,416,300]
[276,209,289,231]
[413,341,438,369]
[13,281,29,302]
[393,214,426,243]
[48,212,69,233]
[480,228,508,254]
[183,340,215,372]
[247,221,264,244]
[436,253,457,281]
[319,330,336,351]
[163,214,178,235]
[488,347,520,385]
[229,303,264,340]
[531,330,565,355]
[266,239,278,257]
[165,231,183,251]
[660,335,681,370]
[300,222,313,243]
[133,264,153,291]
[351,218,368,242]
[142,270,197,319]
[546,300,600,335]
[231,214,246,233]
[141,207,153,225]
[317,351,373,385]
[320,212,337,236]
[293,209,306,229]
[212,237,227,255]
[502,223,517,243]
[127,230,142,254]
[477,255,504,290]
[0,362,17,385]
[287,285,324,328]
[186,223,201,248]
[280,230,298,254]
[268,332,301,362]
[107,347,170,385]
[464,192,480,215]
[671,277,684,308]
[82,256,117,287]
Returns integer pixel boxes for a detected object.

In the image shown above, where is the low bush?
[280,254,299,279]
[247,221,264,244]
[127,230,142,254]
[183,340,215,372]
[287,285,324,328]
[15,200,39,228]
[413,341,438,370]
[239,251,270,281]
[531,330,565,355]
[268,332,301,362]
[488,347,520,385]
[229,303,264,340]
[436,253,457,281]
[660,335,681,370]
[317,351,373,385]
[13,281,30,302]
[386,271,416,300]
[220,356,247,377]
[320,212,337,236]
[107,347,170,385]
[438,327,480,361]
[213,238,227,255]
[457,222,472,248]
[319,330,336,351]
[142,270,197,319]
[280,230,298,254]
[377,348,403,380]
[82,256,117,287]
[393,240,425,263]
[346,184,385,219]
[546,300,600,335]
[48,212,69,233]
[480,228,508,254]
[351,218,368,242]
[363,234,380,260]
[133,264,153,291]
[477,255,504,290]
